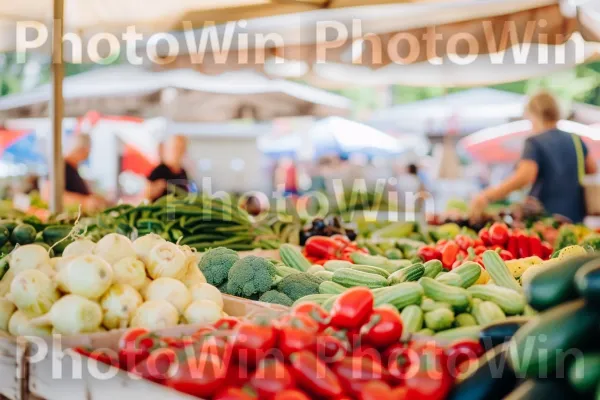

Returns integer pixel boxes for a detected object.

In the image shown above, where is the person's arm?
[481,160,538,202]
[582,141,597,174]
[143,179,167,201]
[40,180,100,210]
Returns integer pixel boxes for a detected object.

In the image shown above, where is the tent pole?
[49,0,65,213]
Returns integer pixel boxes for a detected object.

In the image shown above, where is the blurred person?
[274,157,298,196]
[42,134,107,211]
[145,135,189,202]
[470,91,597,223]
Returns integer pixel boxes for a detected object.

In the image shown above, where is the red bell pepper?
[213,388,256,400]
[165,355,228,399]
[291,303,329,332]
[473,245,487,255]
[360,307,404,349]
[332,356,388,396]
[516,232,531,258]
[278,323,317,359]
[274,390,311,400]
[132,347,177,384]
[289,351,343,399]
[541,241,553,259]
[529,235,543,258]
[117,328,159,371]
[305,236,343,259]
[249,359,295,399]
[231,322,277,366]
[73,347,119,368]
[478,228,491,246]
[472,238,484,248]
[314,332,349,363]
[489,223,509,247]
[506,234,519,259]
[498,249,514,261]
[445,340,484,374]
[454,235,474,251]
[441,241,460,269]
[404,344,453,400]
[329,287,374,330]
[418,245,442,262]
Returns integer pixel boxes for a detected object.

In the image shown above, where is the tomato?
[162,336,195,349]
[361,307,403,349]
[291,303,329,331]
[166,355,227,398]
[498,249,514,261]
[446,340,484,369]
[387,343,420,381]
[404,345,453,400]
[441,241,460,269]
[417,245,442,262]
[133,347,177,383]
[329,287,374,330]
[472,238,484,248]
[304,236,343,259]
[331,356,387,396]
[279,325,317,359]
[117,328,158,370]
[473,245,487,255]
[274,390,310,400]
[478,228,491,246]
[541,241,553,260]
[436,239,448,247]
[249,359,295,399]
[330,234,351,246]
[213,387,256,400]
[488,223,509,247]
[289,351,342,398]
[277,314,319,333]
[358,381,395,400]
[314,333,349,363]
[214,317,239,331]
[391,386,408,400]
[231,323,277,366]
[73,347,119,367]
[455,235,474,251]
[224,362,252,389]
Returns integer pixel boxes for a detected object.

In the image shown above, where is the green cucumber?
[350,252,394,269]
[0,226,8,247]
[279,244,311,272]
[435,271,447,278]
[350,264,390,278]
[319,281,347,295]
[313,270,334,281]
[373,282,423,310]
[423,259,443,278]
[388,263,424,284]
[472,301,506,325]
[382,259,412,274]
[10,224,36,245]
[292,293,334,307]
[508,299,600,378]
[526,254,598,311]
[321,294,339,312]
[421,298,452,312]
[275,265,302,277]
[452,261,483,288]
[455,313,478,327]
[424,308,455,331]
[323,260,354,272]
[574,258,600,305]
[385,249,403,260]
[332,268,388,289]
[468,285,526,315]
[0,221,17,234]
[417,328,435,336]
[567,352,600,394]
[419,277,471,311]
[482,250,522,293]
[435,326,482,341]
[436,272,462,286]
[400,305,423,333]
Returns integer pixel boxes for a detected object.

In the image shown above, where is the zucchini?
[387,263,424,284]
[10,224,36,245]
[323,260,354,272]
[400,305,423,333]
[0,226,8,247]
[382,259,412,274]
[332,268,388,289]
[574,258,600,305]
[482,250,522,293]
[567,352,600,394]
[373,282,423,310]
[434,326,481,341]
[424,308,454,331]
[452,261,483,288]
[292,293,333,307]
[350,264,390,278]
[479,317,530,351]
[455,313,478,327]
[421,298,452,312]
[321,294,339,312]
[467,285,526,315]
[472,301,506,326]
[504,379,575,400]
[349,252,394,269]
[275,265,302,277]
[319,281,347,295]
[447,344,518,400]
[435,271,447,278]
[508,299,600,378]
[419,277,471,311]
[423,259,443,278]
[526,254,597,311]
[313,270,334,281]
[436,272,462,286]
[279,244,311,272]
[417,328,435,336]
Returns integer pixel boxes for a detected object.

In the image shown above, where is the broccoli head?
[276,273,323,301]
[199,247,240,286]
[259,290,294,307]
[226,255,277,298]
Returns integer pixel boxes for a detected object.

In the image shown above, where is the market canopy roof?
[0,65,351,121]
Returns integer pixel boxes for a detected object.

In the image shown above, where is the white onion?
[146,242,187,280]
[93,233,136,265]
[30,294,103,335]
[133,234,165,265]
[130,300,179,330]
[62,239,97,258]
[190,283,223,309]
[140,277,152,299]
[112,257,146,290]
[56,255,113,299]
[100,284,143,330]
[7,269,59,317]
[0,298,16,331]
[9,311,52,336]
[49,256,76,272]
[144,277,191,314]
[9,245,50,274]
[181,262,207,289]
[183,300,223,325]
[0,270,15,297]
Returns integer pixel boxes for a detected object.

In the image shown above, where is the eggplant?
[479,318,531,351]
[446,344,517,400]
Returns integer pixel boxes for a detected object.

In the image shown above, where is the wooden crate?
[0,332,23,400]
[22,295,287,400]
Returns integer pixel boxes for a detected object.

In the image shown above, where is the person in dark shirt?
[471,91,597,222]
[145,135,190,202]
